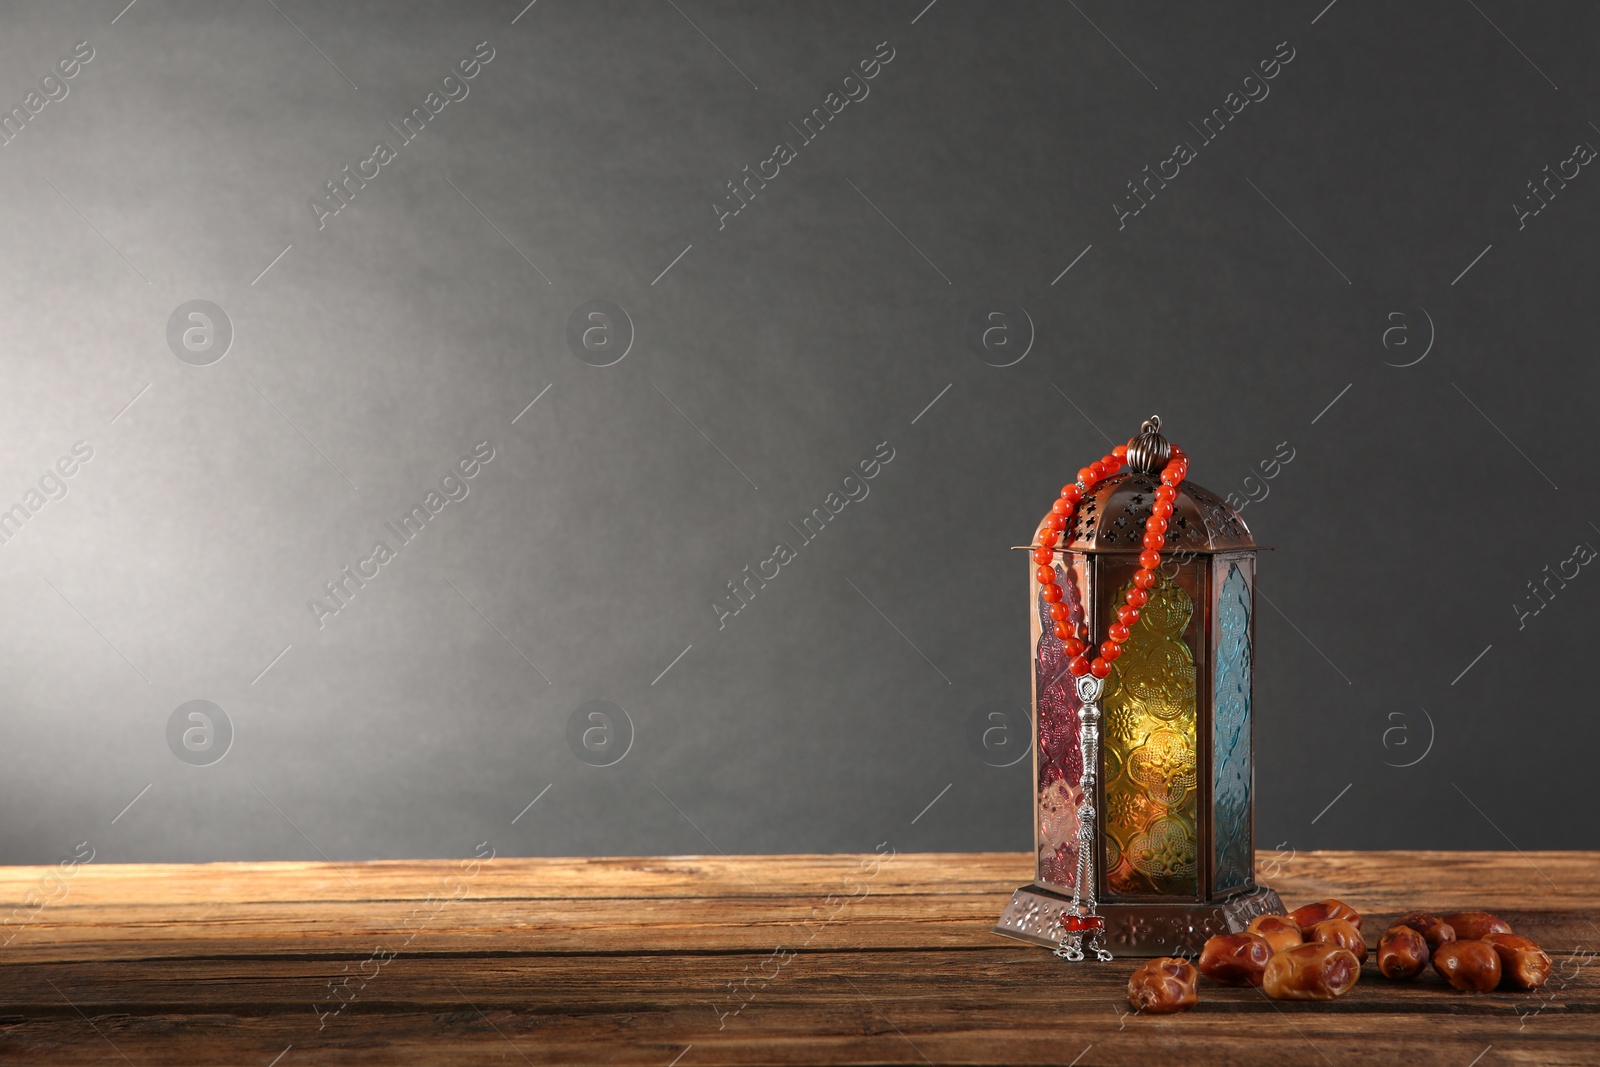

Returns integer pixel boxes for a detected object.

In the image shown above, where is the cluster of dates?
[1376,909,1550,992]
[1127,899,1552,1013]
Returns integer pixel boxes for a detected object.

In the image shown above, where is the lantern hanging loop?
[1125,414,1172,474]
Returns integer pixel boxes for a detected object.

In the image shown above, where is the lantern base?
[992,883,1285,957]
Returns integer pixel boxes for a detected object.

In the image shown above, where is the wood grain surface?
[0,851,1594,1065]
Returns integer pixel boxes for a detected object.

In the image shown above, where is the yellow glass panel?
[1103,569,1198,896]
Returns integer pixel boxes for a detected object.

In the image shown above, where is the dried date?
[1307,918,1367,963]
[1389,911,1455,951]
[1432,939,1502,992]
[1441,911,1512,941]
[1127,957,1199,1014]
[1198,932,1273,987]
[1377,925,1429,979]
[1262,943,1361,1001]
[1483,932,1552,991]
[1246,914,1303,955]
[1288,899,1362,930]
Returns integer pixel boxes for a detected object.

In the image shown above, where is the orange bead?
[1161,467,1183,486]
[1061,484,1083,503]
[1089,657,1112,678]
[1142,531,1165,550]
[1052,498,1072,516]
[1037,565,1056,585]
[1108,623,1130,643]
[1069,655,1091,676]
[1054,622,1072,640]
[1118,605,1140,625]
[1112,444,1128,459]
[1078,467,1096,485]
[1133,568,1157,589]
[1145,516,1168,535]
[1152,500,1174,520]
[1064,637,1086,657]
[1100,641,1121,662]
[1033,546,1053,565]
[1139,549,1162,570]
[1047,515,1067,532]
[1101,455,1120,472]
[1155,485,1177,502]
[1038,527,1060,548]
[1042,584,1063,603]
[1049,602,1068,622]
[1126,587,1149,608]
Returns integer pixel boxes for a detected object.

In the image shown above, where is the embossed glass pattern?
[1036,560,1086,890]
[1213,562,1253,892]
[1102,569,1199,897]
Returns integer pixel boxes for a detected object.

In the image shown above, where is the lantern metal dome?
[1061,472,1254,555]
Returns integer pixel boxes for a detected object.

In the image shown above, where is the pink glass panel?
[1036,558,1087,890]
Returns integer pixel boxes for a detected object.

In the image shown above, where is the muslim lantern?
[993,417,1282,958]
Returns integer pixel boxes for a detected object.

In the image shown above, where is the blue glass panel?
[1213,562,1253,892]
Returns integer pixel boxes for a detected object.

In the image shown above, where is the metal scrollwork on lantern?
[994,418,1282,957]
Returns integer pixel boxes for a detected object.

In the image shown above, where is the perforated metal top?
[1050,472,1255,554]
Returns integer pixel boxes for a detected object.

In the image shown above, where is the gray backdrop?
[0,0,1594,866]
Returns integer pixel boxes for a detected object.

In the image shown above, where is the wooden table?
[0,851,1595,1065]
